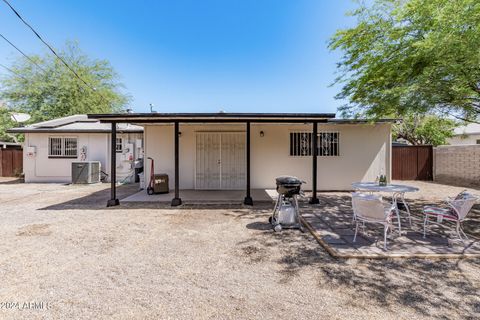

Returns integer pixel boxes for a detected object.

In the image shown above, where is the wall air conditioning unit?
[71,161,101,184]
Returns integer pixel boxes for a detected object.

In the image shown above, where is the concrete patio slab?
[300,192,480,259]
[122,188,276,203]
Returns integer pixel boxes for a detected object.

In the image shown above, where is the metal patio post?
[309,121,319,204]
[244,121,253,205]
[107,122,119,207]
[171,121,182,206]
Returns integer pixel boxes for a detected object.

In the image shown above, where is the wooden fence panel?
[1,150,13,176]
[0,149,23,177]
[417,146,433,181]
[392,146,432,181]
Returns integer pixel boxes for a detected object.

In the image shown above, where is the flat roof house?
[447,123,480,145]
[9,115,143,183]
[89,112,395,207]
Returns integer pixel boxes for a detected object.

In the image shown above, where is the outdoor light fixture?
[260,130,265,137]
[178,131,182,137]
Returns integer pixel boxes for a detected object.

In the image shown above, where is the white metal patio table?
[351,182,419,233]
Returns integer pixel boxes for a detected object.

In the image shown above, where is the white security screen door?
[220,133,246,189]
[196,133,221,189]
[195,132,246,190]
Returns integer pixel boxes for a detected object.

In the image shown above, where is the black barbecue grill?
[270,176,305,232]
[276,176,303,198]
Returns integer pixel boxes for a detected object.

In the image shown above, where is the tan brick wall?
[434,145,480,186]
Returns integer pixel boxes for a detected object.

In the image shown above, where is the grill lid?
[275,175,303,185]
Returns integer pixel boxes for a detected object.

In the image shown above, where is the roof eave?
[327,118,400,124]
[87,112,337,123]
[7,128,143,134]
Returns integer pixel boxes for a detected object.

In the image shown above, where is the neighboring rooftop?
[7,114,143,134]
[453,123,480,136]
[0,141,22,149]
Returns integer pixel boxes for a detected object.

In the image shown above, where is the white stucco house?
[88,112,394,207]
[8,115,143,183]
[447,123,480,145]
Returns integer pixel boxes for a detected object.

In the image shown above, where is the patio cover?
[87,112,397,207]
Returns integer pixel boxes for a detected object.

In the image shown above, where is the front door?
[195,132,246,190]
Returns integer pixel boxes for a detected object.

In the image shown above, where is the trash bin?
[134,159,144,183]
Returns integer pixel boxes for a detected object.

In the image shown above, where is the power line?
[0,62,29,80]
[0,33,47,72]
[2,0,93,89]
[1,0,108,101]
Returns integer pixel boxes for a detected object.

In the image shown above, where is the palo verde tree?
[0,41,129,140]
[392,112,456,146]
[329,0,480,122]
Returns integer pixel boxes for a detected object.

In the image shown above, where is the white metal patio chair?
[423,192,478,240]
[351,192,384,221]
[351,192,396,250]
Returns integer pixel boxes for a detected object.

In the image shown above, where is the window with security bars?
[289,132,339,157]
[116,137,123,152]
[48,137,78,158]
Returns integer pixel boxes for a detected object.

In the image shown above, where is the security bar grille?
[49,137,63,157]
[289,132,312,156]
[289,131,339,157]
[116,137,123,152]
[64,138,77,157]
[318,132,339,156]
[48,137,78,158]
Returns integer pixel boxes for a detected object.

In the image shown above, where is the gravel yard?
[0,179,479,319]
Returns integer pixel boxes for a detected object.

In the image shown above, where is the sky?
[0,0,357,114]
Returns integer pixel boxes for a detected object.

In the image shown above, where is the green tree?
[0,41,129,141]
[0,104,17,142]
[329,0,480,121]
[393,113,457,146]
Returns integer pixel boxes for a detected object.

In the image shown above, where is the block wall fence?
[434,145,480,187]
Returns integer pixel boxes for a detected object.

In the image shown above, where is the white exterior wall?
[144,123,391,191]
[23,132,143,183]
[447,134,480,145]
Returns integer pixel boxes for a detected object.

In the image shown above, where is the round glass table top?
[352,182,419,193]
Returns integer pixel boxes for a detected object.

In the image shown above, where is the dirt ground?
[0,179,479,319]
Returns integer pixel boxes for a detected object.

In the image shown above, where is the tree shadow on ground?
[39,185,275,211]
[117,202,274,211]
[428,180,480,191]
[233,194,480,319]
[38,184,140,210]
[320,193,480,239]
